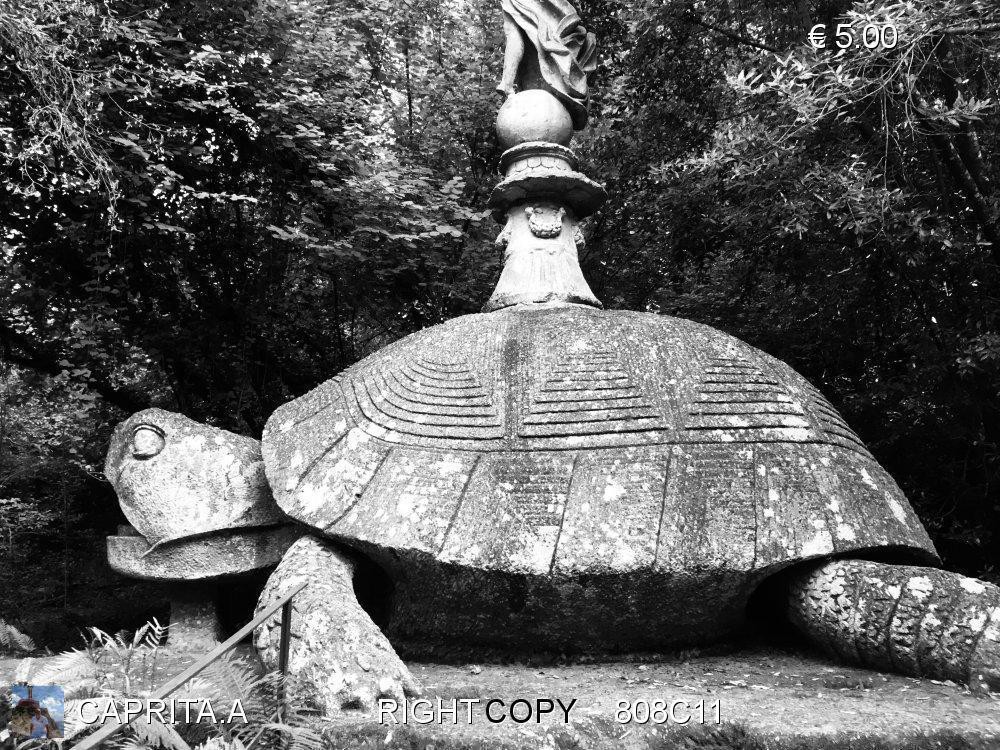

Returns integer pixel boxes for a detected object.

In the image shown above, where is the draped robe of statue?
[500,0,597,129]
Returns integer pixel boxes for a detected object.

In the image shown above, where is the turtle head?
[105,408,284,547]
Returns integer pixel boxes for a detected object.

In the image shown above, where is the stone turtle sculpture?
[103,0,1000,716]
[105,304,1000,712]
[255,304,1000,705]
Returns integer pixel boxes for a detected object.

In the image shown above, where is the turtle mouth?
[107,523,300,581]
[116,519,291,558]
[138,521,291,557]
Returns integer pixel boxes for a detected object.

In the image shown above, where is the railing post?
[277,598,293,720]
[278,599,292,677]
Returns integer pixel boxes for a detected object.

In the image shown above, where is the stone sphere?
[496,90,573,149]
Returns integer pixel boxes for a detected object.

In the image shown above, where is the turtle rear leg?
[787,559,1000,693]
[254,536,420,715]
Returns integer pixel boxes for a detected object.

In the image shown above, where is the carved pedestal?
[166,583,221,651]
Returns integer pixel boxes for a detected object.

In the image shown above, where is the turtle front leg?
[787,559,1000,692]
[254,536,421,714]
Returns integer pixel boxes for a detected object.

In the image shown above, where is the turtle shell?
[261,305,937,649]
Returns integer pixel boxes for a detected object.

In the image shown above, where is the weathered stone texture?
[261,304,937,649]
[106,525,299,581]
[254,536,420,713]
[487,144,607,224]
[496,1,596,130]
[166,584,222,650]
[487,202,601,311]
[495,90,573,148]
[105,408,282,546]
[369,550,748,653]
[789,559,1000,692]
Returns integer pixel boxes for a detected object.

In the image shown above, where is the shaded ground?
[388,647,1000,745]
[3,643,998,748]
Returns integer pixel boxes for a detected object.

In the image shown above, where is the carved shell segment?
[261,306,937,582]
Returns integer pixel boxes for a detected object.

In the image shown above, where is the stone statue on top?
[496,0,597,130]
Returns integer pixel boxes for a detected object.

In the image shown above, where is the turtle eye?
[131,425,165,459]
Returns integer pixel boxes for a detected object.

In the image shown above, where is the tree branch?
[941,23,1000,35]
[676,12,781,55]
[928,129,1000,262]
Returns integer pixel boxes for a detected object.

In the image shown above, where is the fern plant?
[36,619,167,699]
[0,618,36,653]
[213,670,323,750]
[34,621,321,750]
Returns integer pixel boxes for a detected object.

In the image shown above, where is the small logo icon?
[808,24,828,49]
[6,684,64,740]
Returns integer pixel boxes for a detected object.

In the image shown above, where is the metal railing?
[73,580,308,750]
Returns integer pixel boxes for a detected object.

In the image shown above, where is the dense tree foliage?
[1,0,998,643]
